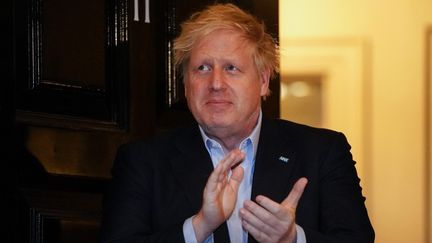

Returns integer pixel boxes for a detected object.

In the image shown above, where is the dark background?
[3,0,279,241]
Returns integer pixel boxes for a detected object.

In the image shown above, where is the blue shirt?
[183,112,306,243]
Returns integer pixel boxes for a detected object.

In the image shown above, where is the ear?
[259,68,271,97]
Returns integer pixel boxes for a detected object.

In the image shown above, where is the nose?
[209,68,226,91]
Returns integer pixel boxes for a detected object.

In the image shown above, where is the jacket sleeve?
[99,143,186,243]
[302,133,375,243]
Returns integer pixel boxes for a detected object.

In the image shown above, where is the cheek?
[184,78,196,98]
[245,82,264,97]
[184,82,191,98]
[184,81,202,102]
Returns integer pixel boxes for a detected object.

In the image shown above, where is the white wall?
[279,1,432,242]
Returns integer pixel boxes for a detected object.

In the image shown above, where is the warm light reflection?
[283,81,312,98]
[280,77,322,127]
[279,1,430,243]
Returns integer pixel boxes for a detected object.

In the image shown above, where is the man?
[100,3,374,243]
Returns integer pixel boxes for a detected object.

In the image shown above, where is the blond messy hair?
[173,3,279,83]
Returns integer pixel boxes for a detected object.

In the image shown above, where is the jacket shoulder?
[115,124,200,159]
[268,119,345,139]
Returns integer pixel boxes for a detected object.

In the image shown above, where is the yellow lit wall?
[279,1,432,242]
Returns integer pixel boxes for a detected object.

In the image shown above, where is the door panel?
[9,0,278,241]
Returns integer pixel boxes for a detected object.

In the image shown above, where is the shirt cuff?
[296,224,307,243]
[183,216,214,243]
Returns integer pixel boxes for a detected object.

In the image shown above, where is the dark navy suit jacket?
[100,119,374,242]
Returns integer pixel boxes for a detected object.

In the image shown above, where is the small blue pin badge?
[278,156,289,163]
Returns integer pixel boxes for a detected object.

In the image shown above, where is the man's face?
[184,29,269,143]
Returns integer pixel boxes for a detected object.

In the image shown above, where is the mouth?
[206,99,231,104]
[205,100,233,109]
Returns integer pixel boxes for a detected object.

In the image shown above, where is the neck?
[211,133,246,151]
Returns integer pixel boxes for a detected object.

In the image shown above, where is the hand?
[239,177,308,243]
[192,149,245,242]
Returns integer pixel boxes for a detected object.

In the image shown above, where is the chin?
[208,116,232,126]
[201,118,232,130]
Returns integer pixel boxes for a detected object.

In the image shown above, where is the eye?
[225,64,239,72]
[197,64,211,72]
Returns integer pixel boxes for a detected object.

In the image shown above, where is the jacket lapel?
[251,119,299,204]
[169,125,213,211]
[168,125,230,242]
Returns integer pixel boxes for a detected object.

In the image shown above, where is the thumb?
[282,177,308,209]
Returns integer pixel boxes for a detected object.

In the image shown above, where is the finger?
[254,195,286,218]
[230,164,244,183]
[240,204,276,235]
[222,149,245,170]
[242,220,272,242]
[222,151,245,193]
[244,196,285,232]
[281,177,308,209]
[217,150,244,181]
[205,150,245,190]
[204,157,230,193]
[215,150,241,176]
[226,165,243,195]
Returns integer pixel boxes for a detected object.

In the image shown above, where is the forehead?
[190,29,254,61]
